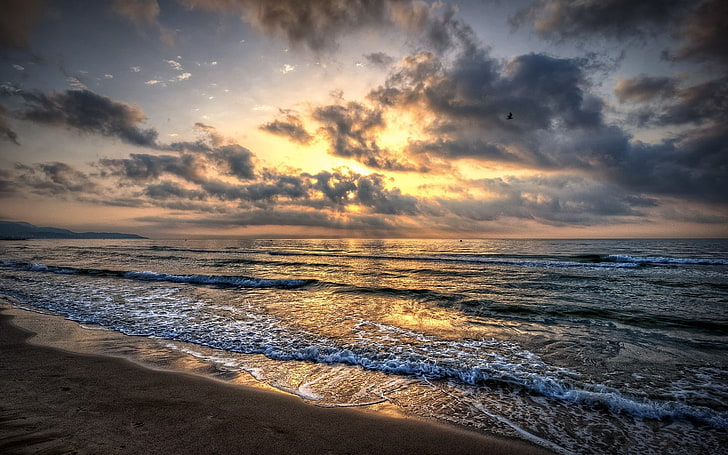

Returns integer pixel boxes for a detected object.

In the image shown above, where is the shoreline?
[0,304,553,454]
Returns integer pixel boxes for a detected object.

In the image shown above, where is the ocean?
[1,238,726,454]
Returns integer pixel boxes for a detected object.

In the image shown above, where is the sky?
[0,0,726,239]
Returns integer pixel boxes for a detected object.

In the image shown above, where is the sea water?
[1,238,726,454]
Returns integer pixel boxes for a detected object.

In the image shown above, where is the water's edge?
[3,298,542,450]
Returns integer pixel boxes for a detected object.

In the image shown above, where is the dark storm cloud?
[166,124,256,180]
[246,2,726,209]
[510,0,686,42]
[312,101,418,171]
[440,175,659,226]
[0,105,19,145]
[655,78,728,126]
[611,126,728,204]
[193,122,225,147]
[367,30,728,208]
[237,174,309,202]
[211,145,256,180]
[387,0,470,54]
[308,169,356,204]
[512,0,727,69]
[259,110,313,145]
[295,169,418,215]
[364,52,395,68]
[92,142,419,216]
[370,50,602,133]
[355,173,418,215]
[179,0,389,52]
[178,0,470,54]
[144,181,206,200]
[406,138,516,162]
[201,168,418,215]
[622,76,727,127]
[98,153,207,183]
[15,162,98,195]
[366,47,605,168]
[614,75,677,103]
[0,0,43,49]
[672,0,728,67]
[98,145,256,184]
[614,76,726,203]
[313,102,383,157]
[17,89,159,147]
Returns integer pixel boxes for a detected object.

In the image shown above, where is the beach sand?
[0,306,552,454]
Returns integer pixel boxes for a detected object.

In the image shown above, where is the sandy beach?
[0,306,552,455]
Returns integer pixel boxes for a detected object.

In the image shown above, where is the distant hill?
[0,221,147,240]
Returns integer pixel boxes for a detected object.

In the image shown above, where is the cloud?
[0,105,19,145]
[0,0,43,49]
[624,77,727,127]
[113,0,161,25]
[178,0,474,54]
[15,162,98,195]
[211,145,256,180]
[354,173,418,215]
[601,128,728,204]
[259,109,313,145]
[180,0,390,52]
[99,153,208,184]
[191,122,225,147]
[438,175,659,226]
[165,59,183,71]
[364,28,727,206]
[512,0,727,70]
[280,64,296,74]
[98,142,256,184]
[365,47,606,170]
[370,48,603,132]
[510,0,686,42]
[312,101,418,171]
[15,89,159,147]
[655,78,728,126]
[112,0,175,45]
[91,140,420,217]
[364,52,395,68]
[614,75,677,103]
[405,138,516,162]
[672,0,728,68]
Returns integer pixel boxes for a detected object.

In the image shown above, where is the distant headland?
[0,221,146,240]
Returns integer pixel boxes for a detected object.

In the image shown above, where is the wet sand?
[0,306,552,454]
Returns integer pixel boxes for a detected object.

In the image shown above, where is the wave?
[0,260,315,289]
[269,250,728,269]
[602,255,728,266]
[10,280,727,431]
[446,299,728,334]
[126,328,728,430]
[268,251,643,269]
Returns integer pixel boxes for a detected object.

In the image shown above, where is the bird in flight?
[507,112,513,120]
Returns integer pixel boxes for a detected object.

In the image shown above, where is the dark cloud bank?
[262,0,727,211]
